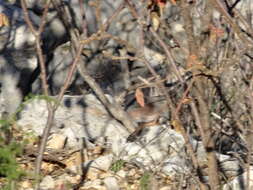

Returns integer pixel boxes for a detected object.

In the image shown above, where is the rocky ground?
[0,93,250,190]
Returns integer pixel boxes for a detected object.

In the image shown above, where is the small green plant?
[110,159,125,173]
[0,141,25,189]
[0,115,25,190]
[139,172,150,190]
[0,93,56,189]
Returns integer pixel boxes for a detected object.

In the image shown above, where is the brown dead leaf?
[135,88,145,107]
[0,13,9,27]
[171,119,183,133]
[181,97,192,104]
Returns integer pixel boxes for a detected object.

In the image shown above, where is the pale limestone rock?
[47,134,66,150]
[104,176,119,190]
[223,166,253,190]
[116,170,126,178]
[83,179,106,190]
[17,94,128,147]
[40,175,55,190]
[84,154,114,172]
[162,156,190,177]
[160,186,172,190]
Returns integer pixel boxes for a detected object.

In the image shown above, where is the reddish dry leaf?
[155,0,166,6]
[181,97,192,104]
[187,54,204,70]
[187,54,198,68]
[209,24,224,42]
[170,0,177,5]
[210,25,224,37]
[135,88,145,107]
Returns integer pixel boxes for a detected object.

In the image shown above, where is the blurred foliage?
[0,118,25,189]
[110,159,125,173]
[139,172,150,190]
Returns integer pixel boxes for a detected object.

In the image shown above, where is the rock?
[160,186,172,190]
[0,1,37,50]
[17,93,190,171]
[82,179,106,190]
[64,152,83,174]
[40,175,55,190]
[64,154,114,179]
[218,154,243,179]
[223,166,253,190]
[0,48,37,115]
[20,180,33,190]
[116,170,126,178]
[144,46,166,67]
[103,176,119,190]
[127,168,136,177]
[16,92,246,185]
[17,94,128,147]
[86,168,101,181]
[47,134,66,150]
[59,174,81,185]
[189,138,208,167]
[161,156,190,177]
[122,127,185,167]
[80,154,114,181]
[84,154,113,172]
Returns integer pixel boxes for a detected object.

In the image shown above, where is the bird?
[126,102,169,142]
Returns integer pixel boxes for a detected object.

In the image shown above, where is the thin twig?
[21,1,85,189]
[209,0,252,47]
[21,1,54,189]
